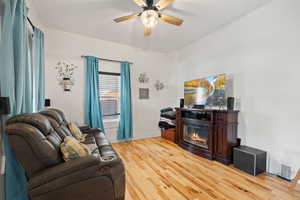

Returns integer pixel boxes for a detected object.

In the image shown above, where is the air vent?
[279,164,292,180]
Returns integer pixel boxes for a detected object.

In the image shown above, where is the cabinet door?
[214,124,226,157]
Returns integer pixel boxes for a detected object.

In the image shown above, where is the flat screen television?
[184,74,227,108]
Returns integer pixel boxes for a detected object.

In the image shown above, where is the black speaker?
[193,104,205,109]
[236,138,241,147]
[180,98,184,108]
[233,146,266,176]
[45,99,51,107]
[0,97,11,115]
[227,97,235,110]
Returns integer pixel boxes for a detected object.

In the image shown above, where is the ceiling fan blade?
[113,13,139,23]
[159,14,183,26]
[155,0,175,10]
[133,0,147,7]
[144,27,151,36]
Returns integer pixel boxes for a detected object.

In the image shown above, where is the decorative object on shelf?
[55,62,77,92]
[154,80,164,91]
[139,88,149,100]
[138,73,149,83]
[217,96,226,110]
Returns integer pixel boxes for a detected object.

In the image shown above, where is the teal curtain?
[0,0,33,114]
[3,135,28,200]
[84,56,105,131]
[33,28,45,111]
[118,62,133,140]
[0,0,36,199]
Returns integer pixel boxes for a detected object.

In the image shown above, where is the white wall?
[44,28,178,142]
[27,0,45,30]
[173,0,300,176]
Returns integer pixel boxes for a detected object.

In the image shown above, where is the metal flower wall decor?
[138,73,149,83]
[55,62,78,92]
[154,80,164,91]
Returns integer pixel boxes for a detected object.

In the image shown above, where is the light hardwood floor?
[113,137,300,200]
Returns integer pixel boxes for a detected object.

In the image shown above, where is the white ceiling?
[32,0,270,52]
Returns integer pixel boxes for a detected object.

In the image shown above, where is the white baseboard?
[111,131,161,143]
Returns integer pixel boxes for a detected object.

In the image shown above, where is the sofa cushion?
[7,114,53,136]
[40,109,65,125]
[40,110,73,138]
[85,143,99,156]
[47,108,68,124]
[82,134,96,144]
[46,118,72,139]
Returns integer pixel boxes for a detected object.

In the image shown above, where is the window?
[99,71,121,121]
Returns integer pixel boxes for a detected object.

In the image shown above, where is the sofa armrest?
[76,123,100,132]
[82,127,103,134]
[28,155,121,190]
[77,123,103,134]
[78,124,90,132]
[28,155,125,200]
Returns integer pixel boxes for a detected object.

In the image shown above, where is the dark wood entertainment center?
[175,108,239,165]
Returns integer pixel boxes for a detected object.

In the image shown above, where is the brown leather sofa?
[5,109,125,200]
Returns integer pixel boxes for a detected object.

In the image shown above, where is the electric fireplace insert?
[183,122,209,149]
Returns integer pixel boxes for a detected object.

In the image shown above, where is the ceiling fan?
[113,0,184,36]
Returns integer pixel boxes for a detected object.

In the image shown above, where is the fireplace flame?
[191,133,206,143]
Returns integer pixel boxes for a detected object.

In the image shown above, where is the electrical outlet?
[280,164,292,180]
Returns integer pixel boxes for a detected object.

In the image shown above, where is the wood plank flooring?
[113,137,300,200]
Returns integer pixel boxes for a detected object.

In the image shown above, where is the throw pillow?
[68,122,87,142]
[60,136,89,161]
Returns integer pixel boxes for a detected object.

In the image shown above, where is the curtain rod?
[81,55,133,65]
[27,17,35,30]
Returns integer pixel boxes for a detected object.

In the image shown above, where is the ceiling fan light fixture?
[113,0,184,36]
[141,10,159,28]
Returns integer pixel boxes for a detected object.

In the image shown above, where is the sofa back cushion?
[40,110,73,138]
[6,114,63,177]
[47,108,68,124]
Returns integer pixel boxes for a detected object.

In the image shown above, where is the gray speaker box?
[0,97,10,115]
[233,146,267,176]
[227,97,235,110]
[180,98,184,108]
